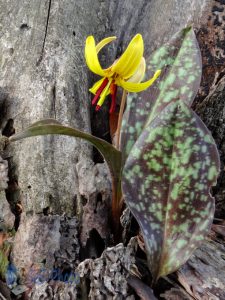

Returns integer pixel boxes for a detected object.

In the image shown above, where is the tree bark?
[0,0,224,299]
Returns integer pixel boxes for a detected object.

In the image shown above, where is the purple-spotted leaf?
[122,100,220,282]
[120,27,201,163]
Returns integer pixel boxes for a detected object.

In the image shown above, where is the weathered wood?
[0,0,112,279]
[196,76,225,218]
[0,136,14,230]
[177,238,225,300]
[0,0,100,215]
[0,0,224,299]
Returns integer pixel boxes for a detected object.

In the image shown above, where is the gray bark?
[0,0,224,299]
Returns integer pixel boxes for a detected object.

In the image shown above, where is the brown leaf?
[160,287,193,300]
[127,275,157,300]
[211,224,225,238]
[137,232,146,252]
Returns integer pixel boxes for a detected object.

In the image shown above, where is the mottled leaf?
[122,100,220,281]
[121,27,201,163]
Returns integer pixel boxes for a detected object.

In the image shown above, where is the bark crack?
[37,0,52,66]
[52,83,56,119]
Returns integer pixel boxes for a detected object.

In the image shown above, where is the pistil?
[109,82,117,114]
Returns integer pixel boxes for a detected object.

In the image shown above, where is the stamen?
[95,105,101,111]
[109,83,117,114]
[91,78,109,105]
[96,78,113,110]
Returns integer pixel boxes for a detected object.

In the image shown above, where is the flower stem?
[111,176,123,241]
[115,90,127,149]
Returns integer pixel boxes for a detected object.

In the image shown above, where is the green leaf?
[122,100,220,281]
[10,119,121,181]
[120,27,202,164]
[10,119,123,231]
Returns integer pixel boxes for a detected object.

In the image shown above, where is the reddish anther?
[91,78,109,105]
[95,105,101,111]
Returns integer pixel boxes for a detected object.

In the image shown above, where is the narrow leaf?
[127,276,157,300]
[9,119,122,181]
[9,120,123,230]
[122,100,220,281]
[10,120,123,231]
[120,27,202,164]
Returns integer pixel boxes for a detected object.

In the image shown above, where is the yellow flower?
[85,34,161,113]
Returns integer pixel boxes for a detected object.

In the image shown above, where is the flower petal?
[89,78,106,94]
[127,57,146,83]
[85,36,105,76]
[96,36,117,54]
[118,69,161,92]
[111,34,144,79]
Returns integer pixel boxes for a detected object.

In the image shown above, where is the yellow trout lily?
[85,34,161,113]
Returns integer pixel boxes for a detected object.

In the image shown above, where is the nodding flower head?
[85,34,161,113]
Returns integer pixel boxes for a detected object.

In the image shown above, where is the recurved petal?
[89,78,105,94]
[127,57,146,83]
[118,69,161,92]
[85,36,105,76]
[111,34,144,79]
[96,36,117,54]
